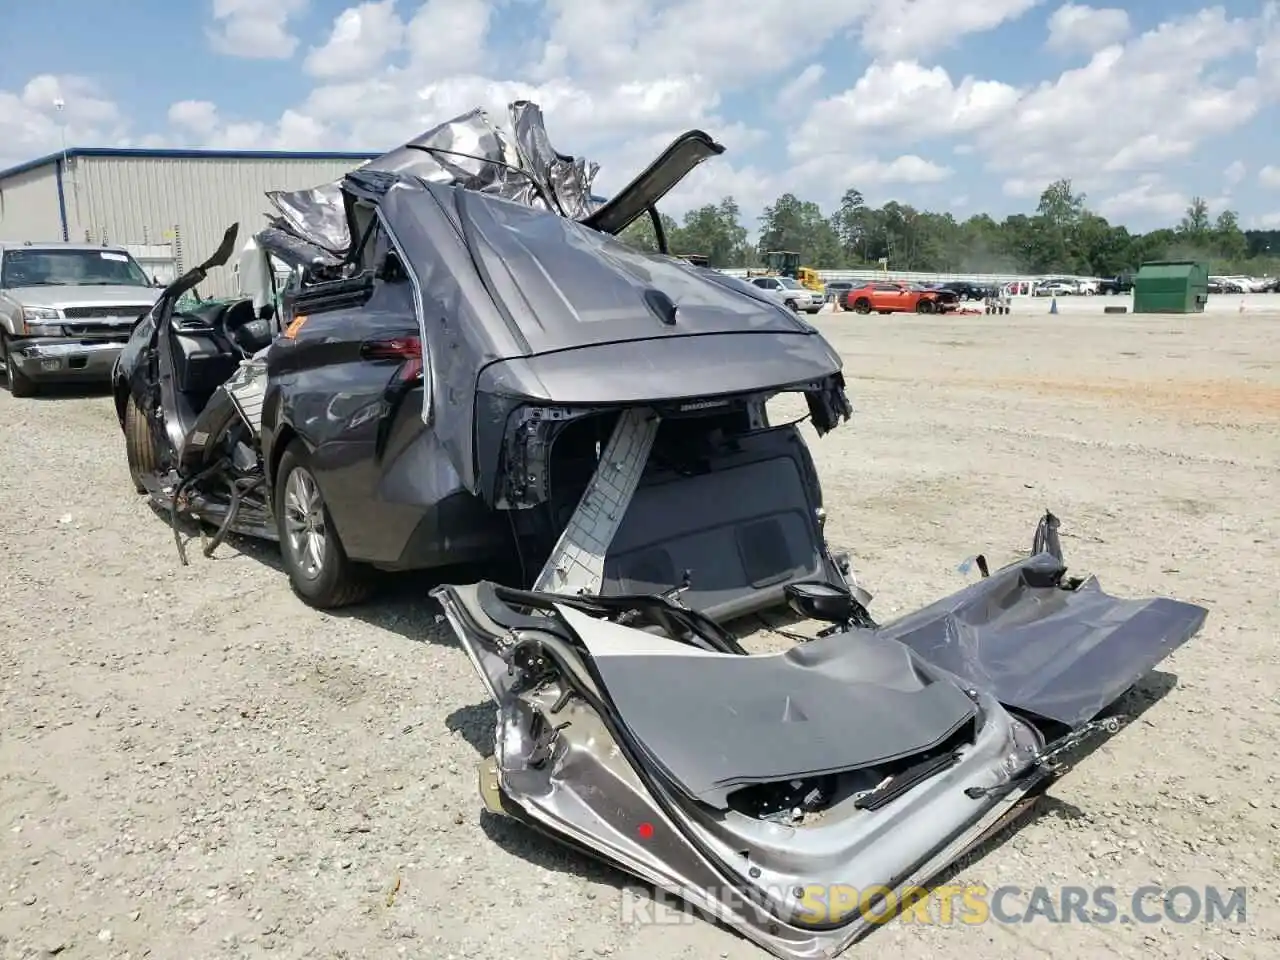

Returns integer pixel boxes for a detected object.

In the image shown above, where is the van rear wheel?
[274,441,372,609]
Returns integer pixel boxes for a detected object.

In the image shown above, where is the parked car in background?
[1,241,162,397]
[1097,274,1134,295]
[938,280,989,301]
[842,281,958,315]
[747,275,824,313]
[823,279,855,304]
[1034,280,1076,297]
[1208,277,1245,294]
[1224,275,1270,293]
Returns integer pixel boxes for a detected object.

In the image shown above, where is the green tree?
[617,211,680,254]
[1179,197,1211,237]
[1213,210,1248,261]
[831,188,868,264]
[759,193,842,267]
[616,185,1280,279]
[675,198,749,267]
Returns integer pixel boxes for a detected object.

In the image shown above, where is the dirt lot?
[1,311,1277,959]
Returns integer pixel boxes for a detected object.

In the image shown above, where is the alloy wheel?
[283,467,327,581]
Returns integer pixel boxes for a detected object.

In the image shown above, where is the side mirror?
[784,581,856,624]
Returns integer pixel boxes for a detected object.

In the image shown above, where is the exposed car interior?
[168,298,275,410]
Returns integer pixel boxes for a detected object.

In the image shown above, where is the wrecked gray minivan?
[119,100,852,612]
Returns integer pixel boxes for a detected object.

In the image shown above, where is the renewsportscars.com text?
[619,883,1248,927]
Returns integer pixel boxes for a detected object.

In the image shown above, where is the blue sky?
[2,0,1279,231]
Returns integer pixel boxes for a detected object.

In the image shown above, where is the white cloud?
[1259,1,1280,95]
[208,0,309,60]
[1001,179,1049,199]
[1254,211,1280,228]
[974,7,1261,190]
[1260,165,1280,189]
[1097,176,1187,220]
[776,65,825,112]
[405,0,494,77]
[533,0,1033,87]
[168,100,220,136]
[862,0,1041,61]
[3,0,1278,236]
[305,0,404,79]
[159,100,330,152]
[793,61,1020,159]
[785,3,1273,215]
[1046,4,1131,54]
[0,75,124,168]
[795,153,953,188]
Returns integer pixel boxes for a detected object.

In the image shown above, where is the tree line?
[619,179,1280,277]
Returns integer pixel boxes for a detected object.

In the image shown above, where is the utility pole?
[53,97,72,241]
[53,97,67,162]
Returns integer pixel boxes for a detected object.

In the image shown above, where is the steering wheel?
[212,301,257,357]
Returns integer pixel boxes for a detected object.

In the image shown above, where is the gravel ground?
[1,310,1277,960]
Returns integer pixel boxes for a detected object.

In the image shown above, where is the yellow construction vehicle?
[747,250,825,293]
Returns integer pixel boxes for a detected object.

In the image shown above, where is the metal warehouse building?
[0,147,379,296]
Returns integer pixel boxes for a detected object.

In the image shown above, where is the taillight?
[361,335,423,382]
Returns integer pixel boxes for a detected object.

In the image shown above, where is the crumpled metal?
[260,100,601,257]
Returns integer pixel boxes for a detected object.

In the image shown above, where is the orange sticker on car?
[283,314,308,339]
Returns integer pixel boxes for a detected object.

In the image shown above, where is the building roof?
[0,146,382,181]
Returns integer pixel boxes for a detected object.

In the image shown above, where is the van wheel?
[274,441,372,609]
[123,394,158,494]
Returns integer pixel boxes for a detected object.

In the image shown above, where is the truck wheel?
[1,334,36,397]
[123,394,159,494]
[852,298,872,314]
[274,440,372,609]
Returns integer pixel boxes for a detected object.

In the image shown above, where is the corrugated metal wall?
[0,165,66,242]
[68,156,367,296]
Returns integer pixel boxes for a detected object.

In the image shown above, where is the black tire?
[852,298,872,314]
[123,394,158,494]
[274,440,371,609]
[916,299,935,314]
[787,298,800,313]
[1,333,36,397]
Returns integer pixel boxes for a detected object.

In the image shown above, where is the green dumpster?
[1132,260,1208,314]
